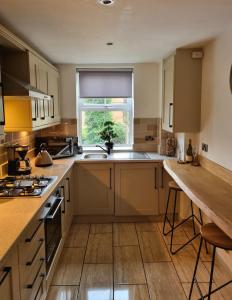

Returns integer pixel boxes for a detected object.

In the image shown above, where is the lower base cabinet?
[75,163,114,215]
[115,163,159,216]
[0,246,20,300]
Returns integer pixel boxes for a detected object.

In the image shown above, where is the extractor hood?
[2,72,51,100]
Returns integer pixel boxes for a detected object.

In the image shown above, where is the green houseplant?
[99,121,118,149]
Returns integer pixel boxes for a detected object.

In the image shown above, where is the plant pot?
[105,142,114,149]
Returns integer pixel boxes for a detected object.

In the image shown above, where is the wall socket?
[202,143,208,152]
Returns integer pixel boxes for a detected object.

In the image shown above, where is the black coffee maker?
[7,144,32,175]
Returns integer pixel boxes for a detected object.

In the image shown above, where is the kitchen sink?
[84,153,108,159]
[111,152,150,159]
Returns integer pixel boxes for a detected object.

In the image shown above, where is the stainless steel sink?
[111,152,150,159]
[84,153,108,159]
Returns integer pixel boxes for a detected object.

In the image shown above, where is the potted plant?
[99,121,118,150]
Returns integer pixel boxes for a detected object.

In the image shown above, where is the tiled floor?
[47,222,232,300]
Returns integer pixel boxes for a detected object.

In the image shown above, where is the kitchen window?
[77,69,134,148]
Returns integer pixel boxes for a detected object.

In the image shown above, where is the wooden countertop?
[164,160,232,239]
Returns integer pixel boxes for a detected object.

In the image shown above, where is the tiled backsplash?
[133,118,174,154]
[0,117,174,169]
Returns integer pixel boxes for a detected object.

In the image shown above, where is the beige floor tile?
[47,286,79,300]
[114,246,146,284]
[65,224,90,247]
[113,223,138,246]
[78,264,113,300]
[114,285,150,300]
[158,222,189,245]
[85,233,113,263]
[183,222,211,262]
[204,260,232,299]
[171,245,210,283]
[138,231,171,262]
[90,223,113,234]
[182,283,224,300]
[52,248,85,285]
[145,262,186,300]
[135,222,158,232]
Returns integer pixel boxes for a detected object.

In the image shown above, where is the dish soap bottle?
[185,139,193,163]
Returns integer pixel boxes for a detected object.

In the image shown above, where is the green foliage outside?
[82,98,127,145]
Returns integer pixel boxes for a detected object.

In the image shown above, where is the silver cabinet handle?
[0,267,11,286]
[46,197,63,219]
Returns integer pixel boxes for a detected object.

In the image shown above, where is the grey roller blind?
[78,69,133,98]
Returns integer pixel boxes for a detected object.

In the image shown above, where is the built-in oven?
[44,188,63,273]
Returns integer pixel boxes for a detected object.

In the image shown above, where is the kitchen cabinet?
[115,163,159,216]
[2,50,60,131]
[157,163,179,214]
[18,217,46,300]
[0,245,20,300]
[75,163,114,215]
[60,169,74,239]
[162,48,202,133]
[48,68,61,123]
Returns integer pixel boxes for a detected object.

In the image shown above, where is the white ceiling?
[0,0,232,64]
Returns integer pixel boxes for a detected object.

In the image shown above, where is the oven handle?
[46,197,63,220]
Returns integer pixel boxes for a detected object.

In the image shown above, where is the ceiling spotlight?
[98,0,115,6]
[106,42,114,46]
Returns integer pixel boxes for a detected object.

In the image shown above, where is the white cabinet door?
[75,163,114,215]
[48,68,61,123]
[115,163,159,216]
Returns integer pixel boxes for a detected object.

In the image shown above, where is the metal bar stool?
[189,223,232,299]
[162,180,205,254]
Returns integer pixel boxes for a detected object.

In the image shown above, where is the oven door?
[45,196,63,273]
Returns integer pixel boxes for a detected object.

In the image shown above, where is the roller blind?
[78,69,133,98]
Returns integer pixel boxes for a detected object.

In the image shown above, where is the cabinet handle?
[0,267,11,285]
[169,103,173,128]
[154,167,157,190]
[161,167,164,188]
[40,99,45,120]
[25,220,43,243]
[60,186,66,213]
[66,177,71,202]
[0,83,5,125]
[109,168,112,190]
[51,95,55,119]
[26,259,45,289]
[26,239,44,266]
[33,274,44,300]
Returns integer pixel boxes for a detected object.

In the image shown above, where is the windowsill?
[82,146,133,152]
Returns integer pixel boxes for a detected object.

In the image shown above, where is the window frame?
[77,97,134,148]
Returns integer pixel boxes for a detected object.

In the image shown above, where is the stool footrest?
[171,232,200,255]
[192,277,232,299]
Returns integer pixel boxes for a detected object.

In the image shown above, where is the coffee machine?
[7,144,32,175]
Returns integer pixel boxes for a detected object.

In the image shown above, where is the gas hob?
[0,175,56,197]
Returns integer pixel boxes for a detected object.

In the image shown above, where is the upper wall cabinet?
[162,48,202,133]
[2,51,61,131]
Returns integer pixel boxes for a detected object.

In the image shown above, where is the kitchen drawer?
[20,243,46,300]
[19,221,45,266]
[20,239,45,286]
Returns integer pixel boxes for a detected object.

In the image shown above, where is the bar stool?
[162,180,205,254]
[189,223,232,299]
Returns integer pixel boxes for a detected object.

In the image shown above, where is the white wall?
[57,63,161,119]
[199,30,232,170]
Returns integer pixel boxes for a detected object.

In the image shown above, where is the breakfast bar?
[164,159,232,239]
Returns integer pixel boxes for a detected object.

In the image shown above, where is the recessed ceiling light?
[106,42,114,46]
[98,0,115,6]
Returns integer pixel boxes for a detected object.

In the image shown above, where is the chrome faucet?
[96,145,111,155]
